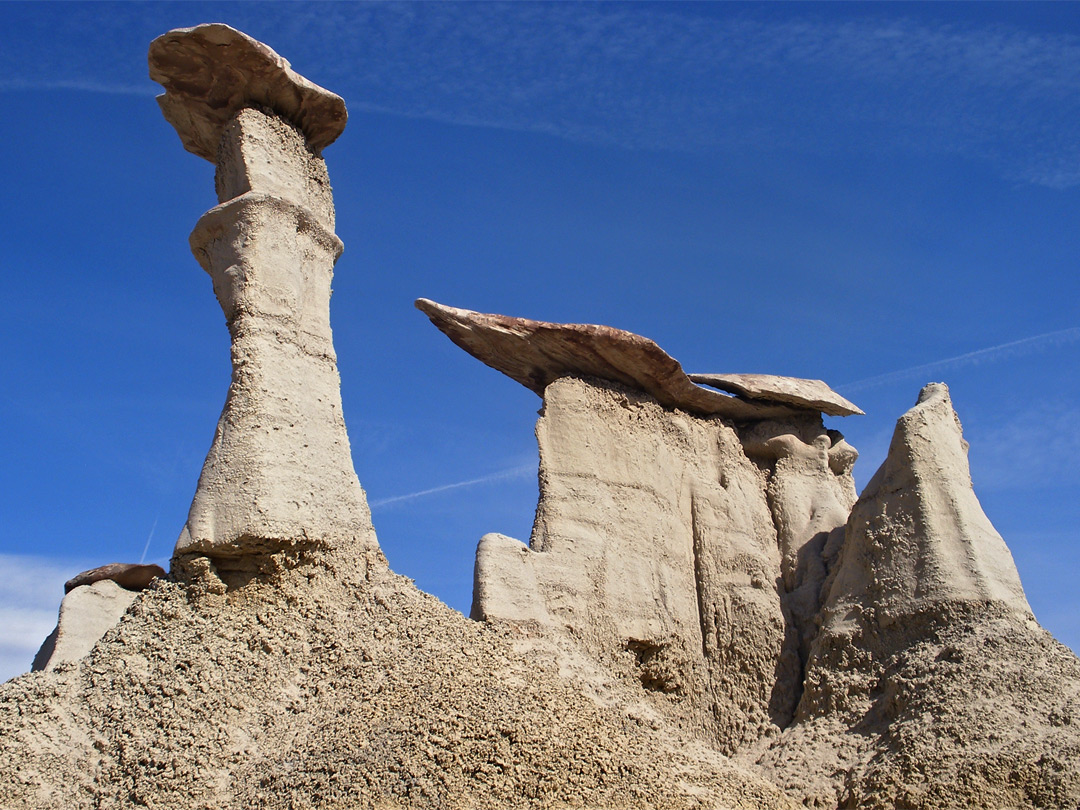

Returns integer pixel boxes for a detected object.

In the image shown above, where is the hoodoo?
[757,383,1080,808]
[418,298,864,750]
[150,24,380,570]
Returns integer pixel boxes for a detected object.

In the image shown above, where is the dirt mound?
[0,548,793,810]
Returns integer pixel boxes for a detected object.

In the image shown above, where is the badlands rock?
[822,382,1032,622]
[756,383,1080,808]
[63,562,165,593]
[416,298,802,421]
[2,550,796,810]
[148,23,347,162]
[474,375,788,753]
[689,373,863,416]
[6,22,1080,810]
[31,579,138,672]
[0,27,797,810]
[422,301,863,748]
[157,30,377,566]
[740,418,858,725]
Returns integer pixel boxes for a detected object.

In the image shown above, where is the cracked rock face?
[474,376,789,753]
[468,372,861,754]
[423,301,861,752]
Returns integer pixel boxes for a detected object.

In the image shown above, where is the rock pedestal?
[149,25,378,568]
[420,300,863,752]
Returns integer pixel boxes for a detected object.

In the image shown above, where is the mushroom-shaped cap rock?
[689,372,863,417]
[149,23,347,162]
[416,298,804,421]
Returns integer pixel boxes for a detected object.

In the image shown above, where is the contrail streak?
[838,327,1080,394]
[138,517,158,565]
[369,464,535,509]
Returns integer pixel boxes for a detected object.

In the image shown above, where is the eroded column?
[149,25,378,571]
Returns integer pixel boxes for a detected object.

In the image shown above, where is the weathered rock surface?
[148,23,347,162]
[690,373,863,416]
[31,580,138,672]
[6,22,1080,810]
[474,375,789,753]
[823,383,1032,623]
[416,298,803,421]
[755,383,1080,808]
[63,562,165,593]
[159,47,376,564]
[740,418,859,725]
[2,550,796,810]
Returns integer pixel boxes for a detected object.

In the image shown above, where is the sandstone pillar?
[149,25,378,568]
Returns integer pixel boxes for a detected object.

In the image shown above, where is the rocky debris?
[154,31,378,566]
[1,550,796,810]
[63,562,165,593]
[31,580,139,672]
[689,373,863,417]
[474,376,789,753]
[148,23,347,162]
[416,298,804,421]
[754,383,1080,808]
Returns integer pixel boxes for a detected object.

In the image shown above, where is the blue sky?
[1,2,1078,681]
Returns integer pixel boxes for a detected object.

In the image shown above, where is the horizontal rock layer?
[689,372,863,416]
[417,299,806,421]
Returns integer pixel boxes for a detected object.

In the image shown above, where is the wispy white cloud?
[967,400,1080,492]
[837,327,1080,394]
[0,78,153,96]
[370,463,534,509]
[5,4,1080,186]
[293,5,1080,187]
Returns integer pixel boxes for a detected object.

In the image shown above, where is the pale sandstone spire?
[149,25,378,568]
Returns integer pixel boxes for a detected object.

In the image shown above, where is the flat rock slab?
[416,299,800,421]
[149,23,347,161]
[64,563,165,594]
[689,373,863,417]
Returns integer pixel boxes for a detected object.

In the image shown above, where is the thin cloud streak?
[5,4,1079,185]
[370,464,534,509]
[0,78,154,97]
[839,327,1080,394]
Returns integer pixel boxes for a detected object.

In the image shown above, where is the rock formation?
[756,383,1080,808]
[63,562,165,594]
[2,23,1079,810]
[420,300,1080,808]
[415,298,802,421]
[689,373,864,417]
[31,564,165,672]
[31,580,139,672]
[0,25,795,810]
[419,299,863,751]
[150,24,380,572]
